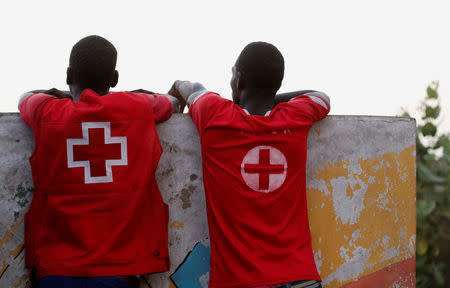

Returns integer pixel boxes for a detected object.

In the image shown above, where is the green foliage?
[423,106,441,120]
[427,85,439,99]
[421,122,437,137]
[414,81,450,288]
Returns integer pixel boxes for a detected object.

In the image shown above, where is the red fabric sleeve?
[19,93,57,132]
[286,94,330,122]
[143,94,174,123]
[189,92,224,133]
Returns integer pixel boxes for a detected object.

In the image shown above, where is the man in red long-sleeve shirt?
[170,42,330,288]
[19,35,178,288]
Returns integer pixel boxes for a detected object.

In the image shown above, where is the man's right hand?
[168,81,187,112]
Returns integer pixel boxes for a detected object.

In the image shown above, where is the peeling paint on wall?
[170,221,185,229]
[308,146,416,287]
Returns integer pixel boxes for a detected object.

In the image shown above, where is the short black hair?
[69,35,117,90]
[235,42,284,91]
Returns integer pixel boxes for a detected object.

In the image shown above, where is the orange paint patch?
[170,221,185,229]
[345,183,354,198]
[341,257,415,288]
[307,146,416,287]
[316,129,321,136]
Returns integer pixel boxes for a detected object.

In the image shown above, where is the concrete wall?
[0,113,416,288]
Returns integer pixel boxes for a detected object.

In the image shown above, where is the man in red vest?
[169,42,330,288]
[19,35,178,288]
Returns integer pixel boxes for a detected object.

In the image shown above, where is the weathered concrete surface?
[0,113,416,288]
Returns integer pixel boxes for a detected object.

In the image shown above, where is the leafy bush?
[405,82,450,287]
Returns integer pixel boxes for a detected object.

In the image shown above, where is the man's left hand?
[168,81,187,112]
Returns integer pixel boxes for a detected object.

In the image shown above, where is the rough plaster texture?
[0,114,416,288]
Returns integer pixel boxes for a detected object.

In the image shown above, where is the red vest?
[24,90,170,279]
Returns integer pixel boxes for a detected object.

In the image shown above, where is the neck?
[92,88,110,96]
[71,86,110,102]
[72,94,81,102]
[239,89,275,116]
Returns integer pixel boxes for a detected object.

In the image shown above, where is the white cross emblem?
[240,145,288,193]
[67,122,128,184]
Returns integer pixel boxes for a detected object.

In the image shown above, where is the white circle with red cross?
[240,145,288,193]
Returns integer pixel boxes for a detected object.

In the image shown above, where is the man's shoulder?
[110,91,168,102]
[101,91,153,106]
[287,92,330,110]
[191,92,229,109]
[19,93,64,129]
[20,92,57,107]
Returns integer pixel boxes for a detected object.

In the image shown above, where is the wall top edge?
[0,112,416,123]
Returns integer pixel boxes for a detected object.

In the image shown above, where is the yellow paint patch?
[170,221,185,229]
[307,145,416,287]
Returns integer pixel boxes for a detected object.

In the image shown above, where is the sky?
[1,0,449,132]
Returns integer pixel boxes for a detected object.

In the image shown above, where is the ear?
[66,67,73,85]
[236,72,246,91]
[110,70,119,88]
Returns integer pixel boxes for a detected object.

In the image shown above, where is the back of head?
[69,35,117,92]
[235,42,284,92]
